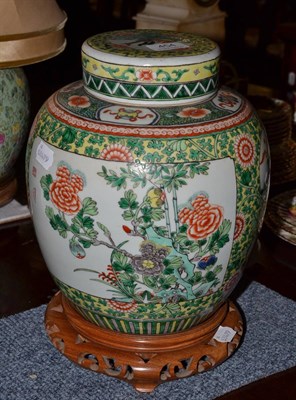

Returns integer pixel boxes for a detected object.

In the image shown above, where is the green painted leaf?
[118,198,130,209]
[189,162,210,175]
[139,290,154,301]
[189,271,202,285]
[241,170,252,186]
[159,275,176,289]
[205,271,216,282]
[72,210,84,226]
[163,266,175,275]
[143,275,158,289]
[82,197,98,216]
[112,251,129,268]
[45,206,55,220]
[85,227,98,240]
[61,128,76,144]
[40,175,53,200]
[82,216,94,229]
[52,214,68,238]
[70,224,80,234]
[154,226,169,237]
[164,255,183,269]
[122,209,135,221]
[78,239,92,248]
[149,208,164,221]
[119,190,139,210]
[118,272,136,288]
[214,264,223,274]
[97,221,111,237]
[179,224,187,233]
[198,238,207,246]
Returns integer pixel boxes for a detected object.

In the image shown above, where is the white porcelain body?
[27,30,270,335]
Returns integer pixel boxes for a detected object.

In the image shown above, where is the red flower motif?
[100,144,133,162]
[136,69,156,82]
[178,194,223,240]
[234,213,245,240]
[49,165,84,214]
[68,95,90,108]
[107,299,138,312]
[177,107,210,119]
[234,134,256,168]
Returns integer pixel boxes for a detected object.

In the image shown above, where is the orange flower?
[100,144,133,162]
[68,95,90,108]
[56,165,71,181]
[49,165,84,214]
[178,194,223,240]
[136,69,156,82]
[177,107,210,119]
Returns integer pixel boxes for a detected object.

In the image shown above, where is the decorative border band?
[83,71,219,102]
[82,52,219,83]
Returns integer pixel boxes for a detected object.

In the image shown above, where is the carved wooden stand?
[45,292,243,393]
[0,175,17,207]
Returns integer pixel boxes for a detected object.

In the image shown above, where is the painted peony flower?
[132,241,169,276]
[178,194,223,240]
[50,180,82,214]
[49,165,84,214]
[100,144,133,162]
[177,107,210,119]
[68,95,91,108]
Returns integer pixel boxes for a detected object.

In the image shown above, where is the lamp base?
[45,292,243,393]
[0,175,17,207]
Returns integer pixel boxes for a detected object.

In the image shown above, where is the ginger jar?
[27,30,270,335]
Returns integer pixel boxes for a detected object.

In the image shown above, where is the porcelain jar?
[0,68,30,204]
[27,30,270,335]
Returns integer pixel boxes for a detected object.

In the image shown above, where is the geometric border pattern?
[83,71,219,102]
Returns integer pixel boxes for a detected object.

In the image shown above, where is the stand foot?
[0,176,17,207]
[45,292,243,393]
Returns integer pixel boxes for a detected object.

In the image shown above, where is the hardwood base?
[0,176,17,207]
[45,292,244,393]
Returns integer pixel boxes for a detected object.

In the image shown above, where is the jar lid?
[82,29,220,106]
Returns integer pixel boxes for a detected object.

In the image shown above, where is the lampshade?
[0,0,67,67]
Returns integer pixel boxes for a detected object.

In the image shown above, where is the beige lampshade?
[0,0,67,67]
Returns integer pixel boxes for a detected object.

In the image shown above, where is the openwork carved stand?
[0,175,17,207]
[45,292,243,393]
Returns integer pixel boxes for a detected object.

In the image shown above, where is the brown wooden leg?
[45,292,244,393]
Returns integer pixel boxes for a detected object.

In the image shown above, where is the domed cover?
[82,30,220,105]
